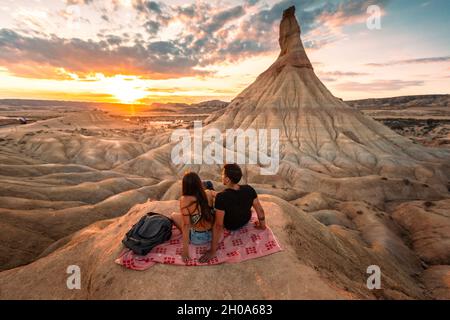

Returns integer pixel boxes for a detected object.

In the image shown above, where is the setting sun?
[102,75,148,104]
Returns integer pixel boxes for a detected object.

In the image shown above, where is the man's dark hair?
[223,163,242,184]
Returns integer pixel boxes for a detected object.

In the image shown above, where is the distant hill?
[195,100,230,108]
[0,99,139,109]
[3,95,449,113]
[346,94,450,110]
[149,100,229,114]
[0,98,229,114]
[344,95,450,148]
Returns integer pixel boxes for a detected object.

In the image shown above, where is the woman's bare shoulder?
[180,195,196,204]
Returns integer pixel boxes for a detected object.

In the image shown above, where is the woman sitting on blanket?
[171,172,215,262]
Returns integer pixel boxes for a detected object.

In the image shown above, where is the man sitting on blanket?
[199,163,267,263]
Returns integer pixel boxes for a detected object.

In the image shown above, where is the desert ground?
[348,95,450,148]
[0,6,449,300]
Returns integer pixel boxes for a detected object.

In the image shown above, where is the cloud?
[148,41,180,55]
[106,35,123,46]
[303,37,336,49]
[315,0,390,30]
[204,6,245,33]
[143,20,160,35]
[65,0,94,5]
[133,3,250,68]
[145,1,162,14]
[318,70,369,84]
[219,39,266,59]
[222,0,391,56]
[61,0,390,54]
[335,80,424,91]
[366,56,450,67]
[320,77,337,82]
[146,87,186,93]
[175,5,196,18]
[1,0,394,81]
[245,0,261,7]
[319,71,369,77]
[134,0,166,16]
[0,29,210,80]
[131,0,387,70]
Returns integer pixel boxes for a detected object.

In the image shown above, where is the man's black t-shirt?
[214,185,257,230]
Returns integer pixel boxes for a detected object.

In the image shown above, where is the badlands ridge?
[0,6,449,299]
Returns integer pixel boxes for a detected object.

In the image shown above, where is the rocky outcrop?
[0,196,428,299]
[116,6,450,197]
[278,6,312,68]
[392,200,450,265]
[422,265,450,299]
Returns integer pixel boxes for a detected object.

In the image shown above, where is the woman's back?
[180,190,214,231]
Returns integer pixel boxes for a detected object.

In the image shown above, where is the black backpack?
[122,212,173,256]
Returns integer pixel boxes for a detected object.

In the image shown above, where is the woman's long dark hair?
[181,172,214,223]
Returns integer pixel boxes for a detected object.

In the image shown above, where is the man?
[199,163,266,263]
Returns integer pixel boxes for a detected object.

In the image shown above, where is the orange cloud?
[0,29,211,80]
[336,80,424,92]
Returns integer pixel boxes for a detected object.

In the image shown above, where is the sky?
[0,0,449,104]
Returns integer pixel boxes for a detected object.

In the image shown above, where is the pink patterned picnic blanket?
[115,212,282,270]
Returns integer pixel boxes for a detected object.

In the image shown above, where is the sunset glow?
[101,76,149,104]
[0,0,449,104]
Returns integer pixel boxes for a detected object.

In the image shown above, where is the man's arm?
[252,197,266,229]
[199,209,224,263]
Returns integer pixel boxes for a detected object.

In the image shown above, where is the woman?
[171,172,215,262]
